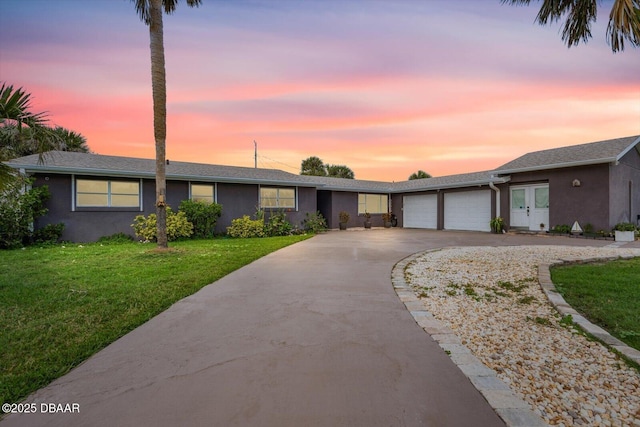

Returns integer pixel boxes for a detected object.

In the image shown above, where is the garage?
[403,194,437,228]
[444,190,491,232]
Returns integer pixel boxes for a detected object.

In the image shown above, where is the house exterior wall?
[32,174,156,242]
[610,148,640,227]
[319,191,358,229]
[215,183,259,233]
[502,164,610,232]
[31,175,317,241]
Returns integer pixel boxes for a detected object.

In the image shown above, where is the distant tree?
[300,156,327,176]
[50,126,90,153]
[502,0,640,52]
[326,164,355,179]
[408,170,432,180]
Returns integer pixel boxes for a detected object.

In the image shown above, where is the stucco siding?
[609,149,640,227]
[216,183,259,233]
[505,165,610,231]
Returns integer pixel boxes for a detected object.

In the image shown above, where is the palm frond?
[608,0,640,52]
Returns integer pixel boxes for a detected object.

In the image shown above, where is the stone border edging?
[538,256,640,365]
[391,251,547,427]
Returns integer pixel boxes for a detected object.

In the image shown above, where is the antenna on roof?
[254,140,257,169]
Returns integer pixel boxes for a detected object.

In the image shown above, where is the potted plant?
[614,222,637,242]
[338,211,350,230]
[490,217,504,234]
[363,211,372,229]
[539,222,545,231]
[382,212,392,228]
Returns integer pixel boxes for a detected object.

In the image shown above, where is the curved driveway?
[2,230,626,427]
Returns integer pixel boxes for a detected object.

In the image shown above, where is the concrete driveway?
[2,229,625,427]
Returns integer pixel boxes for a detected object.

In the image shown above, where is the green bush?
[179,199,222,238]
[226,215,265,238]
[264,211,293,236]
[551,224,571,234]
[131,207,194,242]
[32,223,65,244]
[0,178,50,249]
[303,211,327,233]
[614,222,637,232]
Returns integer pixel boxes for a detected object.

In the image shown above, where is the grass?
[550,257,640,351]
[0,235,311,404]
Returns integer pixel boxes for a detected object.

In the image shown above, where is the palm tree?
[502,0,640,52]
[0,83,55,188]
[50,126,90,153]
[132,0,201,249]
[408,170,432,180]
[326,164,355,179]
[300,156,328,176]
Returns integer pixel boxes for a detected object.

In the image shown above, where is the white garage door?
[403,194,437,229]
[444,190,491,232]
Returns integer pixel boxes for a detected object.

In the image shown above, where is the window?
[191,183,215,203]
[358,193,388,214]
[534,187,549,209]
[260,187,296,209]
[511,189,525,210]
[76,179,140,208]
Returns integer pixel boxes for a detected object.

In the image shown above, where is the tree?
[300,156,327,176]
[502,0,640,52]
[132,0,201,249]
[0,83,56,189]
[326,164,355,179]
[50,126,90,153]
[408,170,432,180]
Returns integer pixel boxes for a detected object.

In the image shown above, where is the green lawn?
[0,235,311,404]
[550,257,640,351]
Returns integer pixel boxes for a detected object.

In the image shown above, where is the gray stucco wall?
[501,164,610,231]
[31,175,318,242]
[610,148,640,227]
[33,174,158,242]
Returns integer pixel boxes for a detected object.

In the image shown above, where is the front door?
[510,185,549,231]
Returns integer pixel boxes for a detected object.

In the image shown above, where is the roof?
[5,151,506,193]
[6,135,636,193]
[6,151,316,187]
[494,135,640,174]
[392,170,505,193]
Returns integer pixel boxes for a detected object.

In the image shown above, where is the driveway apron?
[3,230,621,427]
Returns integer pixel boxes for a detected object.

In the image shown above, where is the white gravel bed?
[405,246,640,427]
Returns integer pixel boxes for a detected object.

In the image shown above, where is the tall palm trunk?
[149,0,168,248]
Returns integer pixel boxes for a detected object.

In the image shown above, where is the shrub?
[614,222,637,232]
[264,211,293,237]
[179,199,222,238]
[551,224,571,234]
[131,207,193,242]
[303,211,327,233]
[226,215,265,238]
[0,178,50,249]
[489,217,504,233]
[32,223,65,244]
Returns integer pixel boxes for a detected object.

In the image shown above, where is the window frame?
[190,182,217,204]
[358,193,388,214]
[259,186,297,210]
[73,177,142,211]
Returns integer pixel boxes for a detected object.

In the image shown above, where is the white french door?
[510,185,549,231]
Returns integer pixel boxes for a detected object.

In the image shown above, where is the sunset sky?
[1,0,638,181]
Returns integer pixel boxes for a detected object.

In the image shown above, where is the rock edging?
[392,251,547,427]
[538,256,640,365]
